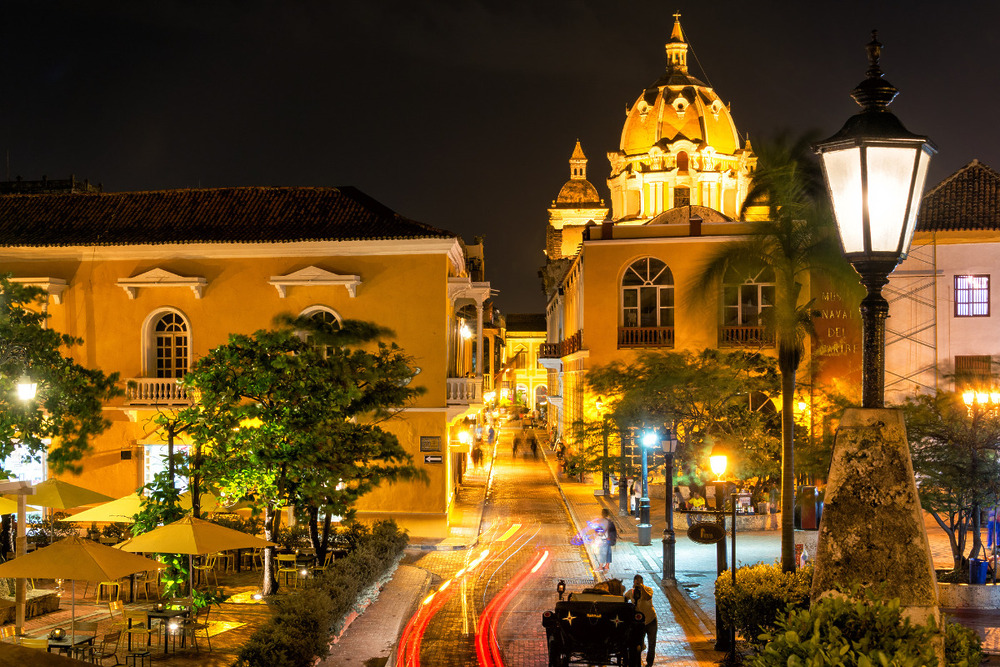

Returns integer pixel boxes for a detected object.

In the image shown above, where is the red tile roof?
[0,186,456,246]
[918,159,1000,232]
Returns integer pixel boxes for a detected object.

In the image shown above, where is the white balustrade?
[125,378,191,405]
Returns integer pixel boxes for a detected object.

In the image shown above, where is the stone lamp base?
[811,408,940,629]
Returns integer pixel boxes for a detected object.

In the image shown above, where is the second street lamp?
[708,441,731,652]
[661,424,678,584]
[637,429,657,546]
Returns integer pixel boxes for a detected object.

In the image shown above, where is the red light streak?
[475,549,549,667]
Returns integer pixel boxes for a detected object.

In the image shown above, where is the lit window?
[955,275,989,317]
[301,308,341,358]
[723,266,775,327]
[153,312,189,378]
[143,444,189,489]
[621,258,674,329]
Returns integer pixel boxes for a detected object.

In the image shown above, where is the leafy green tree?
[0,276,122,474]
[899,390,1000,571]
[691,133,855,572]
[184,319,424,594]
[586,349,781,484]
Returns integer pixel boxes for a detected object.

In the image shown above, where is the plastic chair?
[182,605,212,652]
[192,555,218,588]
[134,571,159,601]
[92,629,122,665]
[0,625,14,642]
[312,550,334,575]
[97,578,121,602]
[213,550,234,573]
[276,554,300,587]
[107,600,126,629]
[123,609,153,651]
[70,621,100,660]
[19,636,48,649]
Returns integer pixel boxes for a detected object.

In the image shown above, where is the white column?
[476,301,484,380]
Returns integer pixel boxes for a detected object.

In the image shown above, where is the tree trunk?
[970,502,983,561]
[0,515,10,561]
[929,508,961,571]
[262,503,281,595]
[306,506,333,565]
[779,352,798,573]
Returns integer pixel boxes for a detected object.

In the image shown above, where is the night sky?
[2,1,997,313]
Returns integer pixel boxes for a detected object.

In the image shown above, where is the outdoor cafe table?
[46,633,95,656]
[140,606,190,654]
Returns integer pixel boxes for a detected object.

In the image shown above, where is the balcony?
[618,326,674,349]
[539,331,583,359]
[125,378,192,406]
[446,377,482,404]
[720,326,774,348]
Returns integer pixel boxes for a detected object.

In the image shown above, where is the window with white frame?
[723,266,775,327]
[621,257,674,328]
[299,307,342,358]
[143,444,189,489]
[152,311,189,378]
[1,444,46,484]
[955,275,990,317]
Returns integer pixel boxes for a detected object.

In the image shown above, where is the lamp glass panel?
[866,146,918,253]
[899,147,932,259]
[821,148,864,254]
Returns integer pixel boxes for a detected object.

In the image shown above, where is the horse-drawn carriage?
[541,580,646,667]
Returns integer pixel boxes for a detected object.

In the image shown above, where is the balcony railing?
[125,378,192,406]
[720,326,774,348]
[618,326,674,348]
[447,377,482,404]
[539,330,583,359]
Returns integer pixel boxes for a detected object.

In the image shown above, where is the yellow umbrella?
[0,536,163,646]
[119,516,272,555]
[20,479,114,509]
[0,497,38,514]
[66,493,143,523]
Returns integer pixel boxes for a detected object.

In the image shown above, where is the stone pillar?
[811,408,939,628]
[475,301,484,381]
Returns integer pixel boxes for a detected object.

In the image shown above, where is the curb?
[540,446,600,577]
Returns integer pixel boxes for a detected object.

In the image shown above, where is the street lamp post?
[661,424,679,584]
[8,373,36,637]
[637,429,658,546]
[810,32,941,629]
[814,31,935,408]
[709,443,730,652]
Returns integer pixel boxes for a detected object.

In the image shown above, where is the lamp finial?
[851,29,898,112]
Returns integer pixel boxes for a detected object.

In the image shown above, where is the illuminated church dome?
[555,141,603,207]
[607,13,756,223]
[546,141,608,260]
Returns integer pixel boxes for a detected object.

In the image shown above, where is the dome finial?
[665,11,688,72]
[850,29,899,112]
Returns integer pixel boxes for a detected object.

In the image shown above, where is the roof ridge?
[922,159,1000,199]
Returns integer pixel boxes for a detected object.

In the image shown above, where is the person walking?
[632,478,642,520]
[626,574,658,667]
[594,508,617,572]
[529,433,538,459]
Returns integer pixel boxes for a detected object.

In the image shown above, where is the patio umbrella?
[0,536,163,647]
[18,479,114,509]
[119,516,274,593]
[66,492,143,523]
[0,497,38,515]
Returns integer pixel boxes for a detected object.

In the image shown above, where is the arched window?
[535,385,548,407]
[621,258,674,329]
[674,186,690,208]
[152,311,189,378]
[512,345,528,370]
[676,151,689,172]
[299,306,342,358]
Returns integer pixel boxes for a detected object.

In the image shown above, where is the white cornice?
[10,277,68,304]
[269,266,361,298]
[447,277,491,304]
[117,268,207,299]
[0,238,463,262]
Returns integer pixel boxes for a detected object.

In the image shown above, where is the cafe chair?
[312,550,334,575]
[213,550,234,573]
[242,547,263,571]
[70,620,100,660]
[92,630,122,666]
[123,609,153,651]
[276,553,300,588]
[107,600,126,629]
[134,570,159,601]
[0,625,15,642]
[97,578,121,602]
[19,636,48,650]
[182,605,212,652]
[192,555,219,588]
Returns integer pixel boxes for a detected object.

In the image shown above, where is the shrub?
[945,618,982,667]
[234,520,408,667]
[753,587,938,667]
[715,562,813,649]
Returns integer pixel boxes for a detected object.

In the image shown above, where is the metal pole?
[618,425,628,516]
[859,270,890,408]
[714,479,730,652]
[638,445,651,546]
[662,450,675,584]
[730,491,737,653]
[15,492,25,636]
[602,418,610,496]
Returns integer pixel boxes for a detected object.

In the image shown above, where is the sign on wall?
[424,455,443,464]
[420,436,442,452]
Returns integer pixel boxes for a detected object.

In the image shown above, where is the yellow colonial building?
[499,314,548,415]
[0,185,489,538]
[542,15,819,443]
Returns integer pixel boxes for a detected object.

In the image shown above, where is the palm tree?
[691,132,855,572]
